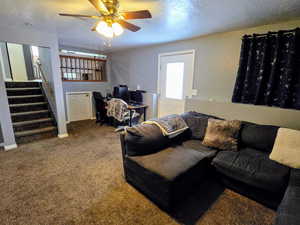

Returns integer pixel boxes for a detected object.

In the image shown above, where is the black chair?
[93,92,107,125]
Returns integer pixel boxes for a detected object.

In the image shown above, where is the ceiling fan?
[59,0,152,38]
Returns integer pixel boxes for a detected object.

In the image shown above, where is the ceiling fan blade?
[88,0,109,15]
[120,10,152,20]
[117,20,141,32]
[59,13,100,19]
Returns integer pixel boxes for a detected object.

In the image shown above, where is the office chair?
[106,98,139,127]
[93,92,107,125]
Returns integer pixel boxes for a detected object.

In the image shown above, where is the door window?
[165,62,184,100]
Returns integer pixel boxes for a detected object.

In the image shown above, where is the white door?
[67,92,92,122]
[158,51,195,117]
[7,43,28,81]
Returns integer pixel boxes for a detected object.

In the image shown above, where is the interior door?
[158,51,194,118]
[7,43,28,81]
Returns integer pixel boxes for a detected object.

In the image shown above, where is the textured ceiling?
[1,0,300,52]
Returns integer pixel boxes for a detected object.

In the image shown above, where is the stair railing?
[36,62,54,97]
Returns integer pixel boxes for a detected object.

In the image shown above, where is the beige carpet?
[0,120,275,225]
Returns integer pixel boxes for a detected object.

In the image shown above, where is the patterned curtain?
[232,28,300,110]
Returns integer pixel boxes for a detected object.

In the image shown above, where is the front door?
[158,51,194,117]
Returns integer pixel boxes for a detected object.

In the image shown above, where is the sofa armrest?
[275,169,300,225]
[121,123,172,156]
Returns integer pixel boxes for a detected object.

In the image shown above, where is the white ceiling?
[1,0,300,52]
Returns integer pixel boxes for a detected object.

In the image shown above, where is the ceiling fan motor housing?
[102,0,120,15]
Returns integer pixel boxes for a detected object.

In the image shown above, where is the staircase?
[5,81,57,144]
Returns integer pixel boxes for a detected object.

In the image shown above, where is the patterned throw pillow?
[202,119,242,151]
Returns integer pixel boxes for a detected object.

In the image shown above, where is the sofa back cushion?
[240,123,279,153]
[180,111,221,140]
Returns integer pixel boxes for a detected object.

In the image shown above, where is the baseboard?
[4,144,18,151]
[58,133,69,138]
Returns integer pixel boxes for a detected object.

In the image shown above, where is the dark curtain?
[232,28,300,110]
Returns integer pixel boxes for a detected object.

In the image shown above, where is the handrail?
[37,62,54,96]
[37,62,47,82]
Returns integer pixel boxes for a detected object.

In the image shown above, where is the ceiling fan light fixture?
[96,21,107,33]
[112,22,124,36]
[96,20,114,38]
[103,25,114,38]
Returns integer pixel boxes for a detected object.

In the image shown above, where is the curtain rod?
[243,27,300,38]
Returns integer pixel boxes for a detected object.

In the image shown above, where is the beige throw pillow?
[270,128,300,169]
[202,119,241,151]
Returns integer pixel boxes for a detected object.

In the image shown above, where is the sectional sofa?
[119,111,300,225]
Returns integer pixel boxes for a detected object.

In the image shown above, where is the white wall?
[109,19,300,129]
[38,46,57,114]
[0,56,15,148]
[59,45,111,121]
[0,24,67,147]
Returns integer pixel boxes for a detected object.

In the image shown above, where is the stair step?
[5,81,40,88]
[10,102,47,107]
[8,95,45,104]
[11,110,49,117]
[9,102,48,113]
[13,118,53,127]
[15,126,57,138]
[6,87,42,96]
[6,87,41,91]
[8,95,43,99]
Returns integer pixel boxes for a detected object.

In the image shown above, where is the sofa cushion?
[212,147,290,193]
[181,111,221,140]
[182,140,218,158]
[202,119,241,151]
[240,123,279,153]
[125,145,214,210]
[128,146,209,180]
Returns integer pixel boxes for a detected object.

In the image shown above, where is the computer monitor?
[113,85,129,102]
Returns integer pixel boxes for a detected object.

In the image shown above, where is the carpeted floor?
[0,120,276,225]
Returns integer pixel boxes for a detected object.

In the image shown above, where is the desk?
[128,104,148,127]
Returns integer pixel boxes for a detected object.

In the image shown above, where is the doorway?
[157,50,195,117]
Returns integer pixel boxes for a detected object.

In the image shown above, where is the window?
[31,46,39,58]
[165,62,184,99]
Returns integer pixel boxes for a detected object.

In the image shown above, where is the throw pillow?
[202,119,242,151]
[270,128,300,169]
